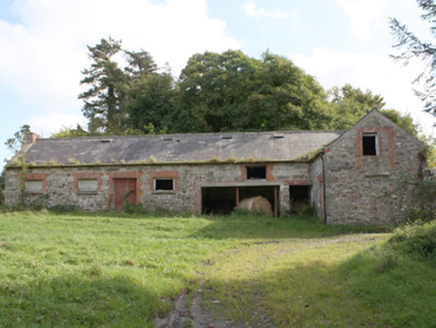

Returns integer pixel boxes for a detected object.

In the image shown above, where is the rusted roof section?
[18,131,342,165]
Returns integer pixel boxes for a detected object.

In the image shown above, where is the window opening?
[363,135,377,156]
[78,179,98,193]
[25,180,43,193]
[247,166,267,180]
[155,179,174,191]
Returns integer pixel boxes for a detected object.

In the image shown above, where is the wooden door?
[114,179,137,210]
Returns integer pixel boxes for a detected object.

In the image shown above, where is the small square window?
[363,135,377,156]
[78,179,98,194]
[246,166,267,180]
[25,180,43,194]
[155,179,174,191]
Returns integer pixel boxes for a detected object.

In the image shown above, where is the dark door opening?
[289,185,311,214]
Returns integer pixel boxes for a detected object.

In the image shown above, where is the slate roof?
[17,131,342,165]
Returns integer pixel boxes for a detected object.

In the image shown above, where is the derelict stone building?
[4,109,426,224]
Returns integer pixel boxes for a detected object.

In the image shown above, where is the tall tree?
[328,84,385,130]
[79,37,129,133]
[174,50,260,132]
[245,52,331,131]
[124,50,158,82]
[5,124,31,154]
[390,0,436,114]
[327,84,420,136]
[173,50,331,132]
[125,72,175,134]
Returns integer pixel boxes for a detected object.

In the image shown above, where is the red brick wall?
[146,170,180,192]
[25,173,49,193]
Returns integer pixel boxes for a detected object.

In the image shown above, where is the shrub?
[387,221,436,265]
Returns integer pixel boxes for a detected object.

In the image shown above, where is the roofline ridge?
[38,129,344,141]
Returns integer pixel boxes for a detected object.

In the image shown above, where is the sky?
[0,0,434,169]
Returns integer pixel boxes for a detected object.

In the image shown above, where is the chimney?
[25,132,40,144]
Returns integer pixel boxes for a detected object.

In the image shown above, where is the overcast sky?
[0,0,434,169]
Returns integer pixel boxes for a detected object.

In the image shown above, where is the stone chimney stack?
[25,132,40,144]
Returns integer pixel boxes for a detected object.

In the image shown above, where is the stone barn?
[4,109,426,224]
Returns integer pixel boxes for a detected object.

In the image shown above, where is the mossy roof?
[15,130,342,165]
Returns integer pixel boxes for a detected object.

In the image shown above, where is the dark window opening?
[363,135,377,156]
[247,166,267,180]
[289,185,311,214]
[155,179,174,191]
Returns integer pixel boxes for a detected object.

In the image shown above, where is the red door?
[114,179,137,210]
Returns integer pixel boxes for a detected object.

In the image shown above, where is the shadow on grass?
[203,254,434,327]
[202,259,381,327]
[201,241,436,327]
[0,274,163,327]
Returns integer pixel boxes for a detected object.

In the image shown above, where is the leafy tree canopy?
[76,41,423,150]
[328,84,386,130]
[5,124,31,154]
[79,37,162,134]
[50,125,90,138]
[172,50,331,132]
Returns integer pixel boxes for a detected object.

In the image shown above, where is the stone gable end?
[321,109,425,224]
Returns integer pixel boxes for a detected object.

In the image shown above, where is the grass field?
[0,210,434,327]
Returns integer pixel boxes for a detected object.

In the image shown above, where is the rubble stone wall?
[309,158,324,219]
[322,111,425,224]
[5,162,313,216]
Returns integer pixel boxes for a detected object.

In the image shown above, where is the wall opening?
[363,134,377,156]
[201,186,278,216]
[155,179,174,191]
[247,166,267,180]
[289,185,311,214]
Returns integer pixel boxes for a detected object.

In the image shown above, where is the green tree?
[173,50,331,132]
[328,84,386,130]
[50,125,89,138]
[124,50,158,82]
[380,109,419,137]
[173,50,260,132]
[246,52,331,131]
[5,124,31,155]
[79,39,167,135]
[125,72,174,134]
[79,37,129,134]
[390,0,436,114]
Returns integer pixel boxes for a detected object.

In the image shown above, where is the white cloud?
[242,0,298,20]
[0,0,241,115]
[0,0,242,168]
[291,47,435,135]
[332,0,395,40]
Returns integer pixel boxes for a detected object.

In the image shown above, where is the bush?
[387,221,436,265]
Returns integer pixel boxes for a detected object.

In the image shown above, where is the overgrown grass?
[337,221,436,327]
[0,210,433,326]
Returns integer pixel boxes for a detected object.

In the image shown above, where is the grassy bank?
[0,211,433,326]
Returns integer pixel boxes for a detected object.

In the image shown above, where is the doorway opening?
[201,186,279,216]
[289,185,311,214]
